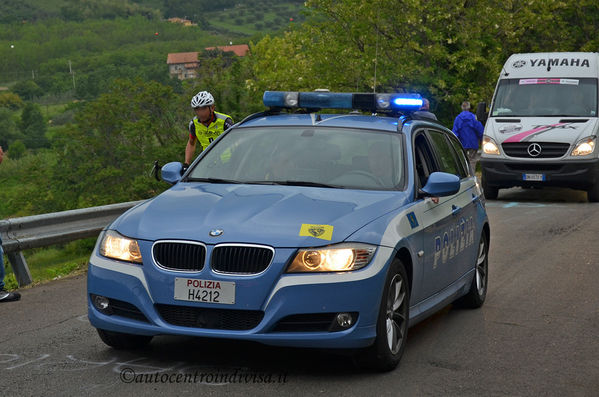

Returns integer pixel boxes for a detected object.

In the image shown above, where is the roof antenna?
[373,8,380,94]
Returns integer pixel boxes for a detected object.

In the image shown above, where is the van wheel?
[97,328,153,349]
[482,177,498,200]
[587,184,599,202]
[354,259,410,372]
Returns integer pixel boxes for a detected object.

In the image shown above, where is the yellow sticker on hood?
[299,224,334,241]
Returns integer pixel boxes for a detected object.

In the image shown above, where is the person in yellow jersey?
[184,91,234,169]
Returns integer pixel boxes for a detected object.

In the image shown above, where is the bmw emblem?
[209,229,224,237]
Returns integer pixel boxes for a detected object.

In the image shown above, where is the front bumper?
[480,157,599,190]
[87,246,394,349]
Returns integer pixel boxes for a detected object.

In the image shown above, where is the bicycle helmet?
[191,91,215,108]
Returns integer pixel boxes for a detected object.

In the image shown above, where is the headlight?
[287,243,376,273]
[571,137,596,156]
[482,136,500,155]
[99,230,142,264]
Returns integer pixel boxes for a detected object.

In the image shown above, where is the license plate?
[523,173,545,181]
[174,278,235,304]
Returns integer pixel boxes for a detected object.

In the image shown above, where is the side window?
[428,130,467,178]
[447,135,470,177]
[414,132,438,188]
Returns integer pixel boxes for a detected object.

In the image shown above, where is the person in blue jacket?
[452,101,484,172]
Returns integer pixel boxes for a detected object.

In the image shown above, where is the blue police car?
[87,91,490,371]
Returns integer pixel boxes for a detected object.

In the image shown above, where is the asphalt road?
[1,187,598,396]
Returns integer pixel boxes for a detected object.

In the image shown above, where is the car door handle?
[452,204,462,215]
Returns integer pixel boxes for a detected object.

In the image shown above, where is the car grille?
[502,142,570,158]
[505,163,563,172]
[153,241,206,271]
[211,245,274,274]
[155,304,264,330]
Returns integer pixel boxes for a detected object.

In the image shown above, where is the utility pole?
[68,60,75,90]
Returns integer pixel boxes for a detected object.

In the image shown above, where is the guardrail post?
[7,251,33,287]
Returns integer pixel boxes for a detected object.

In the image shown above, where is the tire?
[355,258,410,372]
[587,184,599,202]
[456,232,489,309]
[97,328,153,350]
[482,177,498,200]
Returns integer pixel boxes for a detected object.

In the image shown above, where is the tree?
[0,108,23,148]
[0,92,24,110]
[11,80,44,101]
[248,0,599,123]
[7,139,26,160]
[20,103,49,149]
[52,78,185,208]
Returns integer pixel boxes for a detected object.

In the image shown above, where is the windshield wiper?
[268,180,342,188]
[185,177,242,184]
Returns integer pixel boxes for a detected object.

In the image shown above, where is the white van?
[480,52,599,201]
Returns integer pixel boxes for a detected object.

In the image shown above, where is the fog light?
[92,294,110,312]
[335,313,354,328]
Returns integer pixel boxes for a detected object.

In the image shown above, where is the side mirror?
[420,172,460,197]
[161,162,183,185]
[476,102,488,126]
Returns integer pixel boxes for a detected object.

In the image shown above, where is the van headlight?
[286,243,376,273]
[571,137,596,156]
[99,230,143,264]
[482,136,500,155]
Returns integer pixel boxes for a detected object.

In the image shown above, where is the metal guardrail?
[0,200,146,287]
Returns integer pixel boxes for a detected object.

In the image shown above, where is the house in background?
[166,52,200,80]
[166,44,250,80]
[204,44,250,57]
[167,17,195,27]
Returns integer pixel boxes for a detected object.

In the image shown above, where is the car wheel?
[587,184,599,202]
[456,232,489,308]
[482,177,498,200]
[355,258,410,372]
[97,328,153,350]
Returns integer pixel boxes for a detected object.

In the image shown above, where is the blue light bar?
[393,97,423,107]
[300,92,353,109]
[263,91,424,113]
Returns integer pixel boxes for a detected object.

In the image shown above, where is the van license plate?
[523,173,545,181]
[174,278,235,304]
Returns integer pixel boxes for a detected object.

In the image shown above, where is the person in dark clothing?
[452,101,484,172]
[0,146,21,302]
[413,98,437,120]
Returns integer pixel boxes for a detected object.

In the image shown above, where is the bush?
[0,92,24,110]
[11,80,43,100]
[7,139,26,159]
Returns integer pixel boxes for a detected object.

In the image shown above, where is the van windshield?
[491,78,597,117]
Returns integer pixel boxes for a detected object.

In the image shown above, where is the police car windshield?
[491,78,598,117]
[187,126,404,190]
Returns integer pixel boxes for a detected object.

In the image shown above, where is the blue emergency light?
[263,91,423,113]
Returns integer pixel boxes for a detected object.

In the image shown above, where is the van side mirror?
[476,102,488,126]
